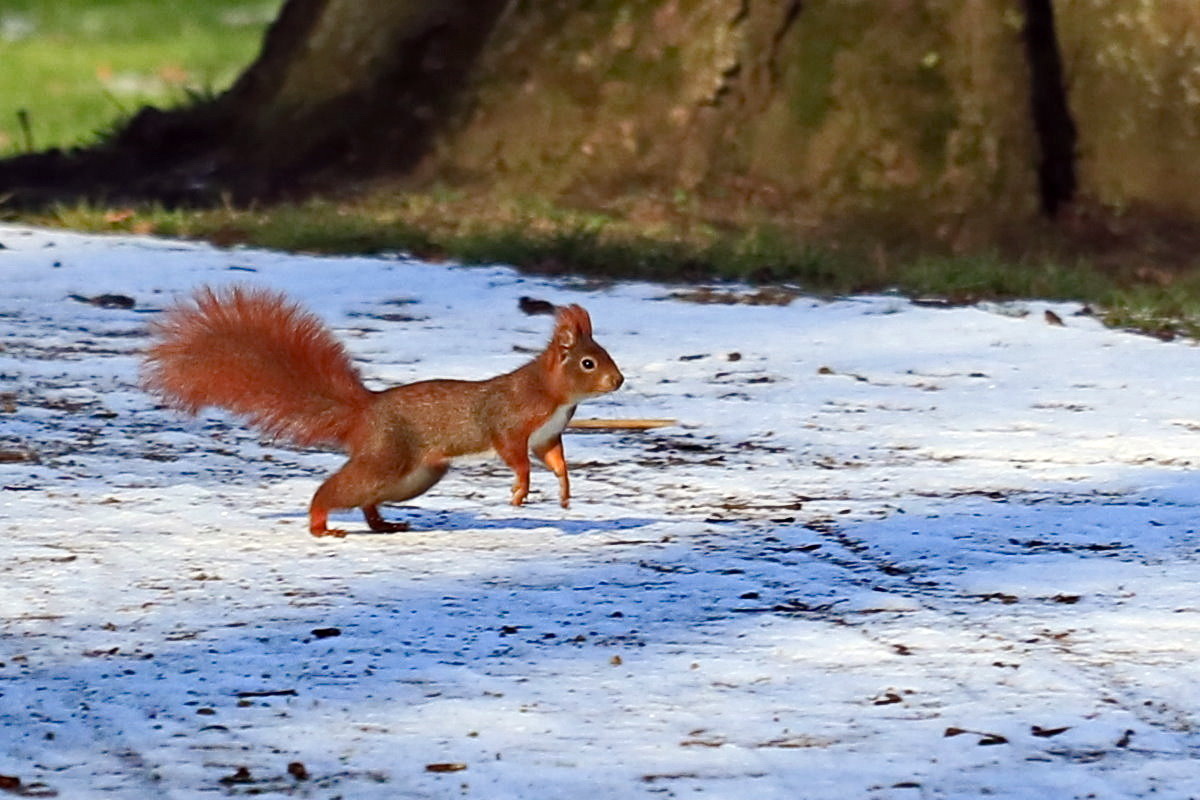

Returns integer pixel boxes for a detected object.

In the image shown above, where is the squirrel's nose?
[607,371,625,392]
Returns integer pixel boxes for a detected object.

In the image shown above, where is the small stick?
[16,109,33,153]
[568,418,676,431]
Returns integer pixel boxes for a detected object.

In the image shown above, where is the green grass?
[897,253,1113,303]
[28,194,1200,341]
[0,0,281,153]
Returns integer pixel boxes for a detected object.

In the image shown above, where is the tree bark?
[216,0,509,193]
[7,0,1196,251]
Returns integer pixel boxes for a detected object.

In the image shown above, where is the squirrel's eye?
[581,357,596,371]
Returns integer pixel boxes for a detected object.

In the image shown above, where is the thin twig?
[16,109,33,153]
[568,418,676,431]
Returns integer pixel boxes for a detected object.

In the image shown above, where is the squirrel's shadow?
[267,507,663,537]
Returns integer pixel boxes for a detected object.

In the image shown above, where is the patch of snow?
[1,224,1199,797]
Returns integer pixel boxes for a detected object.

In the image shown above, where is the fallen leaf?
[680,737,725,748]
[82,647,120,658]
[946,726,1008,745]
[218,767,253,785]
[756,734,835,749]
[156,64,189,86]
[642,772,702,783]
[235,689,298,698]
[103,209,135,225]
[518,296,555,316]
[425,763,467,773]
[68,293,135,309]
[0,775,57,798]
[1031,725,1071,738]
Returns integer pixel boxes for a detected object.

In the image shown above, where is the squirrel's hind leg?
[361,459,450,531]
[309,465,368,537]
[309,456,410,537]
[362,504,409,533]
[308,505,346,538]
[309,457,449,537]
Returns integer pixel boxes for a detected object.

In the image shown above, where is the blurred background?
[3,0,1200,337]
[0,0,281,153]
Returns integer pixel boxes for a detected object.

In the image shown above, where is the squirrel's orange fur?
[143,286,624,537]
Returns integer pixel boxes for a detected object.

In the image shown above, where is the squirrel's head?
[549,304,624,399]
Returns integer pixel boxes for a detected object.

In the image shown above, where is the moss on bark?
[1057,1,1200,218]
[412,0,1040,246]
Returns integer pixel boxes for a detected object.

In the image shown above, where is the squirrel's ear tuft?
[553,304,593,348]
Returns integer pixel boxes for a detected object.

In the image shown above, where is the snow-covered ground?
[2,224,1199,799]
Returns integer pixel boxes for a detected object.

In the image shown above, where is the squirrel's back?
[142,286,372,448]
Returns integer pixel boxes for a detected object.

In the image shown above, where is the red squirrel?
[142,286,624,537]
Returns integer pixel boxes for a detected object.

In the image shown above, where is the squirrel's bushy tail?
[143,286,372,448]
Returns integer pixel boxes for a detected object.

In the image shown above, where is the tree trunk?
[215,0,509,194]
[409,0,1043,246]
[5,0,1196,252]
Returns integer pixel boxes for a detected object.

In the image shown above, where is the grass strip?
[16,194,1200,341]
